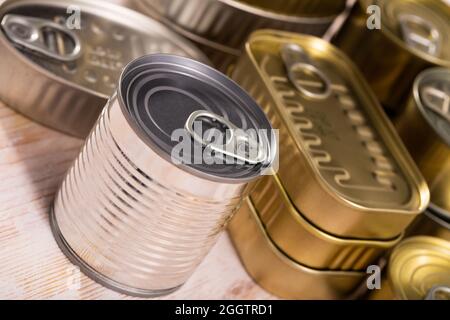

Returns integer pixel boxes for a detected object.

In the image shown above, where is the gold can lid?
[389,236,450,300]
[364,0,450,65]
[238,30,429,238]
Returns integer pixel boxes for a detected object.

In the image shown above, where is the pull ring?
[281,43,332,100]
[185,110,270,165]
[422,85,450,122]
[1,14,81,62]
[425,285,450,300]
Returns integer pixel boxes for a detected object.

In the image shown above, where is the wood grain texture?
[0,101,275,300]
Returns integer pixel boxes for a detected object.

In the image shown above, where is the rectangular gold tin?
[231,30,429,240]
[228,198,366,300]
[332,0,450,114]
[252,174,403,271]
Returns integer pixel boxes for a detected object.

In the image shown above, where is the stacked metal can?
[333,0,450,115]
[369,237,450,300]
[228,30,430,299]
[0,0,209,137]
[50,54,277,297]
[123,0,347,72]
[395,68,450,241]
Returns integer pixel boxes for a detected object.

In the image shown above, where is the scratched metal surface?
[0,101,275,300]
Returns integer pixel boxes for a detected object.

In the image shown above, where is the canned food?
[407,208,450,242]
[0,0,208,138]
[388,236,450,300]
[395,68,450,221]
[51,54,276,297]
[333,0,450,113]
[126,0,343,72]
[228,198,367,300]
[251,174,403,271]
[231,30,429,240]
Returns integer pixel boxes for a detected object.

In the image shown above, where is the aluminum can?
[333,0,450,114]
[0,0,208,138]
[228,197,367,300]
[251,174,403,271]
[51,54,276,297]
[125,0,345,72]
[395,68,450,222]
[231,30,429,240]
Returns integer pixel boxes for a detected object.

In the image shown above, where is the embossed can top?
[237,30,429,238]
[389,236,450,300]
[363,0,450,65]
[0,0,209,99]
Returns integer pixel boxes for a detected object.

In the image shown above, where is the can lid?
[369,0,450,65]
[414,68,450,147]
[118,54,276,182]
[389,236,450,300]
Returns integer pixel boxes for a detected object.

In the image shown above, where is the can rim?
[0,0,210,100]
[117,53,277,184]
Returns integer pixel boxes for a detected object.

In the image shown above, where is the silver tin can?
[0,0,209,138]
[50,54,276,297]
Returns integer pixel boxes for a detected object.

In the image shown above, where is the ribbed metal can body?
[51,54,276,296]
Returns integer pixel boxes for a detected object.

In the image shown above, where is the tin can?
[251,174,403,271]
[333,0,450,114]
[50,54,276,297]
[231,30,429,240]
[387,236,450,300]
[126,0,343,72]
[0,0,209,138]
[228,197,367,300]
[395,68,450,219]
[407,209,450,242]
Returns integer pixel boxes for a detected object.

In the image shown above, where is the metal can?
[387,236,450,300]
[50,54,276,297]
[231,30,429,240]
[332,0,450,114]
[228,197,367,300]
[251,174,403,271]
[126,0,344,72]
[0,0,209,138]
[395,68,450,219]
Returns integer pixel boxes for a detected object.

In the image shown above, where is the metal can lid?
[366,0,450,65]
[0,0,209,98]
[414,67,450,147]
[389,236,450,300]
[118,54,276,182]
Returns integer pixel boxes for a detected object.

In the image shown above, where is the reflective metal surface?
[51,55,276,297]
[232,30,429,240]
[395,68,450,219]
[333,0,450,113]
[251,174,403,271]
[388,236,450,300]
[228,198,366,300]
[407,209,450,242]
[0,0,209,137]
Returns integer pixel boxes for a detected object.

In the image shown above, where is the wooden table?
[0,101,275,300]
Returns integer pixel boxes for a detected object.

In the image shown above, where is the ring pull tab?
[398,14,442,57]
[1,14,81,62]
[421,84,450,122]
[425,285,450,300]
[281,43,332,100]
[185,110,270,165]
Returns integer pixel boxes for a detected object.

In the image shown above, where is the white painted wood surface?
[0,101,275,300]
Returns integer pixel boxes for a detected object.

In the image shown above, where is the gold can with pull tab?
[332,0,450,114]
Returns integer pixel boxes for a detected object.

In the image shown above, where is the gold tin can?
[228,198,367,300]
[388,236,450,300]
[252,174,403,271]
[333,0,450,113]
[231,30,429,240]
[0,0,208,138]
[395,68,450,219]
[407,209,450,242]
